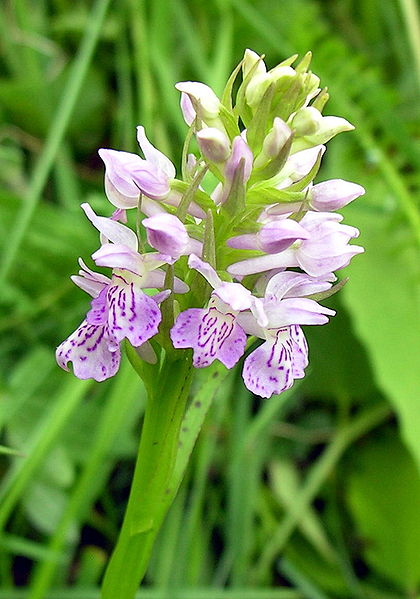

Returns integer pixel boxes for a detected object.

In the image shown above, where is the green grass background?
[0,0,419,597]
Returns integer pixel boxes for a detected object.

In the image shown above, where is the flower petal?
[143,213,190,256]
[213,282,253,312]
[309,179,365,211]
[136,126,176,179]
[175,81,221,121]
[107,282,162,346]
[188,254,221,289]
[92,244,143,274]
[171,307,247,368]
[86,287,108,325]
[289,325,309,378]
[143,269,189,293]
[56,321,120,382]
[104,175,139,209]
[98,149,143,197]
[228,249,297,277]
[264,297,335,327]
[242,332,295,398]
[81,203,138,250]
[265,271,332,300]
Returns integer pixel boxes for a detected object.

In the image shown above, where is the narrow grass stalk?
[0,589,304,599]
[399,0,420,91]
[0,0,112,284]
[280,558,329,599]
[255,402,391,579]
[0,379,92,531]
[27,364,142,599]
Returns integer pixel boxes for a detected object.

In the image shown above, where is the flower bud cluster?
[56,50,364,398]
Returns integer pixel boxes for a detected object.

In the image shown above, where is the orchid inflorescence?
[56,50,364,398]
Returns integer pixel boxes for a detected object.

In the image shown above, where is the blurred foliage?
[0,0,419,597]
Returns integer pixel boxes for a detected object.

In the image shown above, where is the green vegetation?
[0,0,419,597]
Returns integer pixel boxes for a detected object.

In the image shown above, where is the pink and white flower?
[56,256,170,382]
[99,126,205,218]
[237,271,335,398]
[56,205,189,381]
[228,211,364,278]
[170,255,253,368]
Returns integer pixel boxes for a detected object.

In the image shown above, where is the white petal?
[81,203,138,250]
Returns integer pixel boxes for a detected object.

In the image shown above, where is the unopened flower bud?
[242,49,266,79]
[291,107,323,136]
[309,179,365,211]
[262,118,292,158]
[197,127,231,163]
[143,213,190,256]
[225,136,253,184]
[175,81,221,124]
[269,65,296,81]
[246,66,296,110]
[292,115,354,152]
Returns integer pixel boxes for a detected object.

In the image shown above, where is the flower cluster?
[56,50,364,398]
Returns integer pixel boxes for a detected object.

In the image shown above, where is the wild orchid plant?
[56,50,364,597]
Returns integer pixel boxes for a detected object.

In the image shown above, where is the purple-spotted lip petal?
[56,320,121,382]
[170,306,247,369]
[106,282,162,347]
[242,332,295,398]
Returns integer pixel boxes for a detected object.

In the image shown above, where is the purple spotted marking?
[56,320,121,382]
[171,306,247,369]
[57,271,164,381]
[242,326,308,398]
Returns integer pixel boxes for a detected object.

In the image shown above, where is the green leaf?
[346,432,420,592]
[23,482,77,541]
[341,207,420,469]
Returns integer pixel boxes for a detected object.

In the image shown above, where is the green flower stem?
[101,353,193,599]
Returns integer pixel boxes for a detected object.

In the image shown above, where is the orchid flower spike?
[57,49,365,400]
